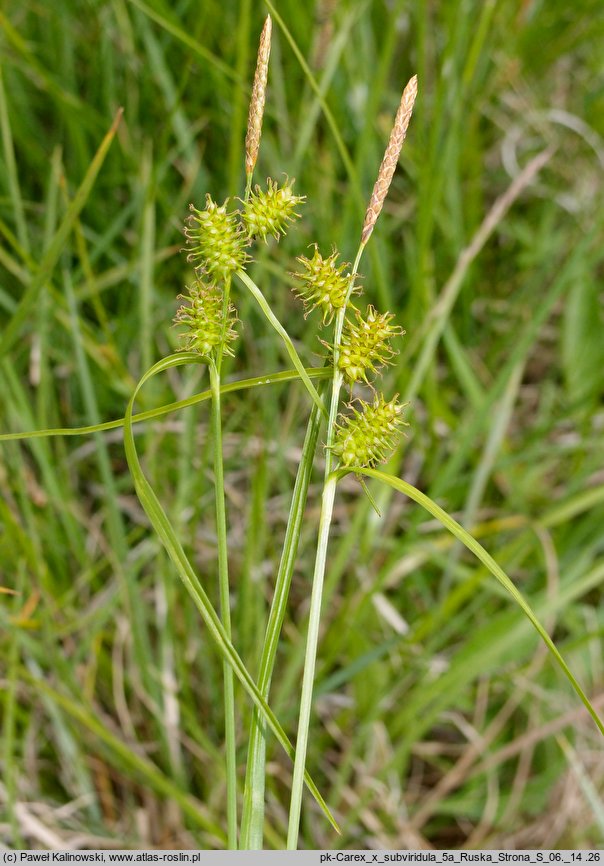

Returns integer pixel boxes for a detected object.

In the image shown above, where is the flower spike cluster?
[171,13,415,475]
[326,76,417,470]
[185,195,249,280]
[291,247,359,324]
[242,177,305,242]
[332,395,408,469]
[174,278,238,358]
[338,305,404,385]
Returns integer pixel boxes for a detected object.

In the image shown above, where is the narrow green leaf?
[235,270,327,417]
[126,0,239,83]
[349,467,604,738]
[263,0,364,215]
[0,109,123,359]
[0,366,331,443]
[0,65,30,252]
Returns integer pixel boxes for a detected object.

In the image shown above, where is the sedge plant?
[121,17,604,849]
[3,12,603,851]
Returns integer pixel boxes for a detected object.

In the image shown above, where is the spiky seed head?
[291,246,358,324]
[245,15,272,176]
[242,177,305,242]
[332,394,408,468]
[338,305,405,384]
[173,277,238,359]
[361,74,418,245]
[185,195,249,279]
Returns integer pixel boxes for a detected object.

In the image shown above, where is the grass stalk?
[210,275,238,848]
[286,243,365,848]
[209,358,237,848]
[240,391,324,848]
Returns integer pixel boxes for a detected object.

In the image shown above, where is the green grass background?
[1,0,604,849]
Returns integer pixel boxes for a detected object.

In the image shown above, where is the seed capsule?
[333,395,408,468]
[174,277,238,359]
[185,195,248,279]
[338,305,404,384]
[291,246,358,324]
[242,177,305,242]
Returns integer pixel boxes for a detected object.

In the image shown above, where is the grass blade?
[126,0,239,83]
[263,0,363,215]
[235,269,326,417]
[0,366,331,443]
[0,109,123,359]
[25,671,225,843]
[350,467,604,738]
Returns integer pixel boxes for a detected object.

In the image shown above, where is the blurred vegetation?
[1,0,603,850]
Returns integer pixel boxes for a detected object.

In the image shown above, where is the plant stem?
[244,171,253,202]
[240,391,324,848]
[209,333,237,847]
[286,242,365,849]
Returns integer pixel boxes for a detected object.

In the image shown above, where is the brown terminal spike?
[245,15,272,176]
[361,74,418,245]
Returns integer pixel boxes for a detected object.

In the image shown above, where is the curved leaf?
[0,367,330,443]
[343,467,604,738]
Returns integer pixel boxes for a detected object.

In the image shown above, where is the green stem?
[240,391,324,848]
[244,171,253,202]
[286,243,365,849]
[212,273,237,848]
[209,358,237,848]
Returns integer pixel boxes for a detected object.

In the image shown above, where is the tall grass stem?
[240,393,324,848]
[209,358,238,848]
[286,243,365,848]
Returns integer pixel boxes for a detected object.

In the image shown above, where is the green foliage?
[1,0,604,851]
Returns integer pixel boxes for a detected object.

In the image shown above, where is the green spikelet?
[185,195,248,279]
[338,305,404,384]
[291,246,358,324]
[242,177,305,242]
[173,277,238,358]
[332,395,407,468]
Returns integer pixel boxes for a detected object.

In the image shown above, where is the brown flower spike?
[245,15,272,176]
[361,74,418,245]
